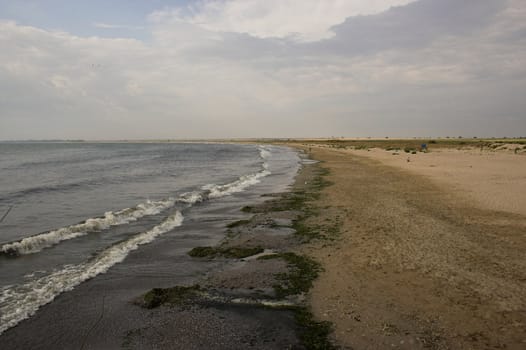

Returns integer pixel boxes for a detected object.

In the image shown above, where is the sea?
[0,142,300,339]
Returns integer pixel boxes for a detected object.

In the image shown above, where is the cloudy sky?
[0,0,525,140]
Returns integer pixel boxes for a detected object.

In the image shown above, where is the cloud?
[0,0,525,140]
[92,22,144,30]
[149,0,418,42]
[315,0,507,54]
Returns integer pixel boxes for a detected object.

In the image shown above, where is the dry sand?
[295,144,526,349]
[347,147,526,217]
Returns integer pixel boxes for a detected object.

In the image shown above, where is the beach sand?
[347,147,526,216]
[293,144,526,349]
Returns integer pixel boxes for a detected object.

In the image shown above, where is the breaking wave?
[0,145,272,257]
[0,144,275,335]
[0,211,184,335]
[202,169,271,198]
[0,198,176,256]
[202,145,271,198]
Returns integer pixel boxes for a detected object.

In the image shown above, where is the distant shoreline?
[2,137,525,144]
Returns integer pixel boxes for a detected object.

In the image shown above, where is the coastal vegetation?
[293,307,336,350]
[138,159,339,349]
[225,219,252,228]
[142,285,202,309]
[277,137,526,152]
[187,245,264,259]
[259,252,322,298]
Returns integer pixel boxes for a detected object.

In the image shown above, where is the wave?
[258,146,272,161]
[0,145,272,257]
[0,144,274,335]
[0,198,176,256]
[202,169,271,198]
[0,211,184,335]
[202,145,271,198]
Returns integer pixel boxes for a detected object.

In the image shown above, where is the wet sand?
[122,159,329,349]
[293,144,526,349]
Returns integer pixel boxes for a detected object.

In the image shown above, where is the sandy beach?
[4,140,524,349]
[347,146,526,216]
[287,141,526,349]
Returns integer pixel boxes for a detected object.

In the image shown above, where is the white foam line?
[0,198,176,256]
[178,190,205,205]
[0,211,184,335]
[0,145,275,334]
[2,145,273,257]
[259,145,272,160]
[202,145,272,199]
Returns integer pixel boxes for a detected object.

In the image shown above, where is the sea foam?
[0,211,184,335]
[202,145,272,198]
[0,146,272,257]
[0,198,176,256]
[0,145,275,335]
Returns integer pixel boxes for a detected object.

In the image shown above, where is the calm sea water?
[0,142,300,335]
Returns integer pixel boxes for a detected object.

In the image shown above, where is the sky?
[0,0,525,140]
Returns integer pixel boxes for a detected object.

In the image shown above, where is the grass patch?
[287,166,333,241]
[293,219,340,242]
[187,246,217,257]
[257,250,334,348]
[311,168,332,192]
[283,138,499,150]
[141,286,336,349]
[271,191,306,211]
[243,190,311,213]
[142,285,201,309]
[223,246,264,258]
[226,219,252,228]
[260,252,322,298]
[354,145,369,150]
[292,219,322,241]
[188,245,264,259]
[294,307,336,350]
[242,165,331,215]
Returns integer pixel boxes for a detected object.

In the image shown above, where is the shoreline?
[123,151,335,349]
[0,144,313,348]
[0,145,335,349]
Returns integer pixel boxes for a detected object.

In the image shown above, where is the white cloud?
[150,0,418,42]
[0,0,525,140]
[92,22,144,30]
